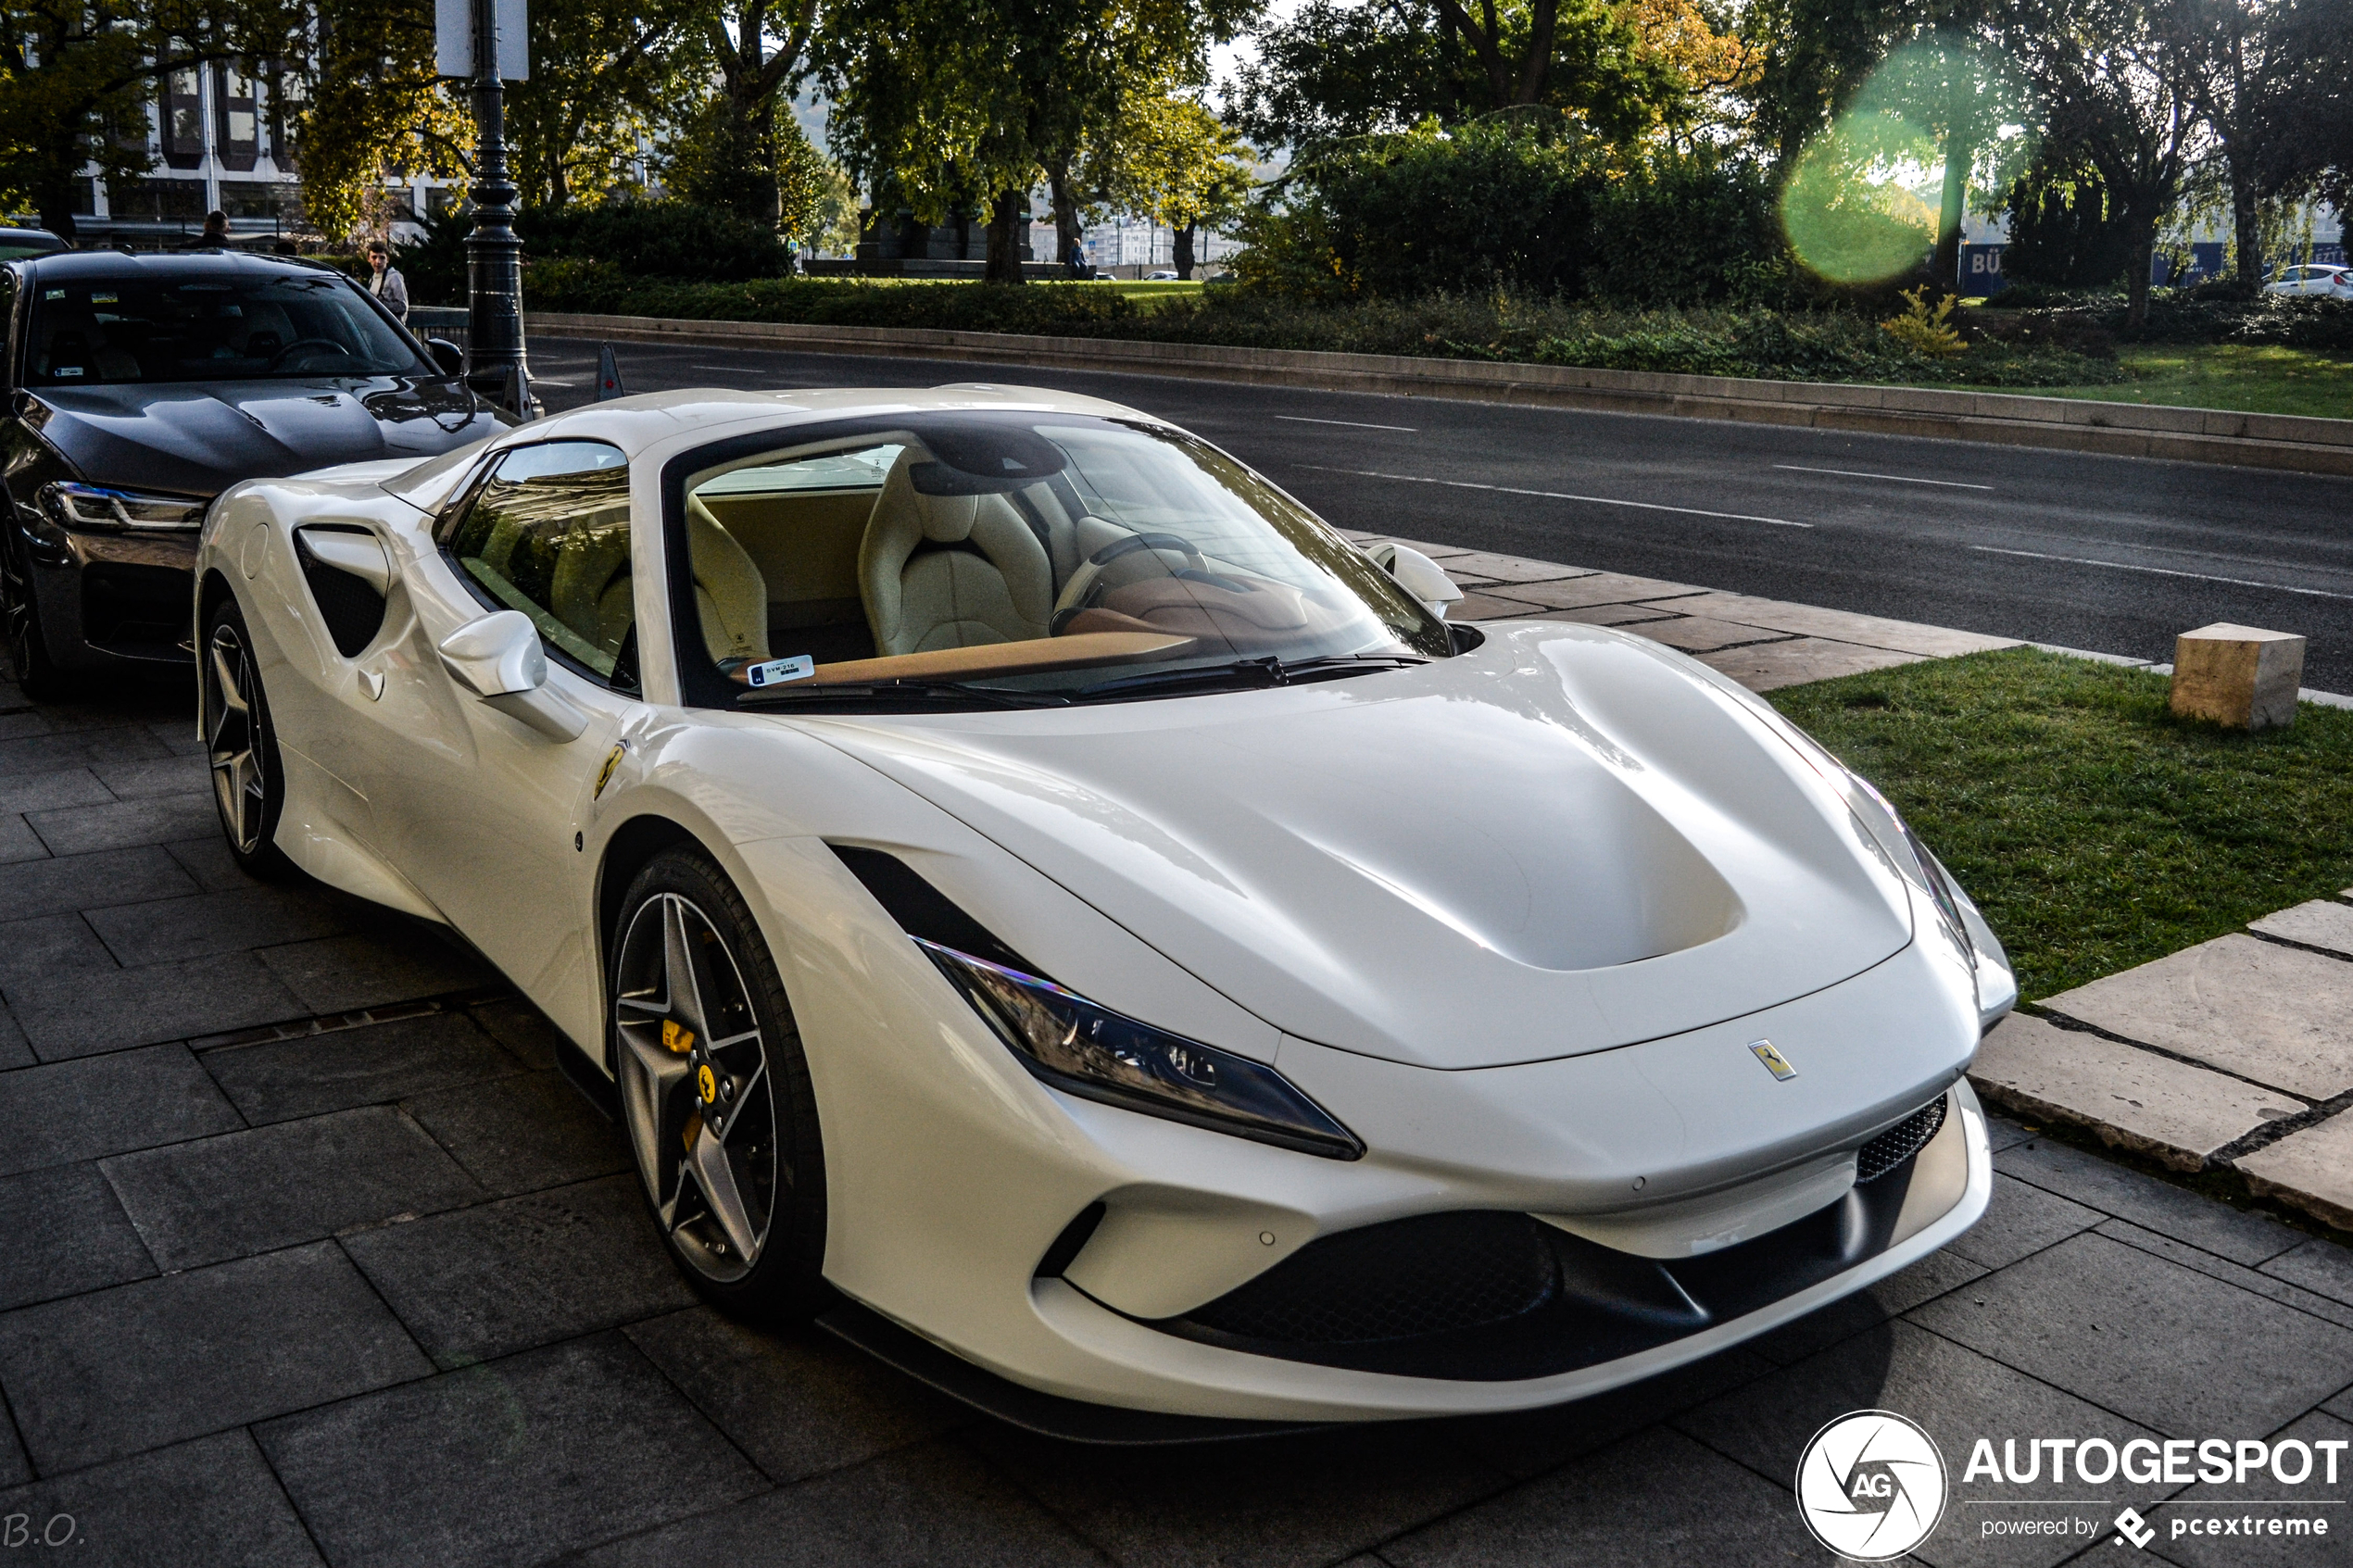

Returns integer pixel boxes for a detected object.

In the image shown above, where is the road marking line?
[1277,415,1420,432]
[1970,546,2353,600]
[1304,466,1812,528]
[1775,464,1993,491]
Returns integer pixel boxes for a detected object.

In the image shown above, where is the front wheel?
[201,597,290,878]
[0,542,69,702]
[610,847,829,1319]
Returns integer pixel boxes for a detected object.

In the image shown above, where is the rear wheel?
[0,541,69,702]
[201,597,289,878]
[611,847,829,1319]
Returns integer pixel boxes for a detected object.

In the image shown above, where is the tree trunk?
[746,95,782,229]
[1049,164,1082,270]
[985,188,1026,284]
[1172,220,1197,280]
[2229,145,2262,290]
[2126,212,2155,329]
[1932,129,1974,295]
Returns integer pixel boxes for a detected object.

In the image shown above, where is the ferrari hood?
[27,376,496,498]
[809,623,1916,1071]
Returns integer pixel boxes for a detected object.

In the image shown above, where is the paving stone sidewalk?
[1,637,2349,1563]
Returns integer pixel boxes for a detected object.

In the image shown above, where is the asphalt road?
[530,335,2353,691]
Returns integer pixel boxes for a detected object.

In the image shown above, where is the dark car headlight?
[916,938,1365,1160]
[39,482,208,532]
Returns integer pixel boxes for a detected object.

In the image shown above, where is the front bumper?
[25,526,198,671]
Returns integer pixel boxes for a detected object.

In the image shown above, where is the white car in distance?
[2264,263,2353,298]
[194,385,2009,1436]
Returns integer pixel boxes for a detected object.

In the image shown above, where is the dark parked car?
[0,249,497,696]
[0,229,67,261]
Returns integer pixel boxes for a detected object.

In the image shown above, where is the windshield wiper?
[1074,653,1428,702]
[737,679,1069,710]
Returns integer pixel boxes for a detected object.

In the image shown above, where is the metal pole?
[463,0,530,411]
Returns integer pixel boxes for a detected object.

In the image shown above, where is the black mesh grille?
[1182,1211,1558,1345]
[1856,1095,1948,1184]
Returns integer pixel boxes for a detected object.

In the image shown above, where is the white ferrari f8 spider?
[195,385,2013,1436]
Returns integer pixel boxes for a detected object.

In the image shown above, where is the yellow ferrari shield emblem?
[593,743,626,800]
[1749,1039,1797,1081]
[662,1020,695,1054]
[698,1064,718,1103]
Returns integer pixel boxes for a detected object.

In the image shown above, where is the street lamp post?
[460,0,532,414]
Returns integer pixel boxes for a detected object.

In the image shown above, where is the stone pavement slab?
[0,1162,157,1312]
[83,884,348,967]
[2039,934,2353,1100]
[624,1308,966,1484]
[2262,1239,2353,1310]
[2249,897,2353,959]
[258,929,498,1014]
[401,1070,629,1198]
[202,1010,530,1125]
[1996,1136,2304,1266]
[0,1045,241,1178]
[0,1241,430,1471]
[1482,571,1709,611]
[1907,1231,2353,1436]
[2094,1219,2353,1333]
[1697,636,1928,691]
[1624,615,1793,654]
[2236,1112,2353,1231]
[0,1431,322,1568]
[1678,1319,2175,1568]
[0,845,195,918]
[25,793,217,857]
[6,950,309,1060]
[1971,1012,2296,1169]
[0,1001,30,1071]
[101,1106,486,1271]
[339,1173,697,1368]
[573,1438,1103,1568]
[1944,1171,2104,1271]
[1378,1424,1815,1568]
[1655,591,2023,658]
[972,1418,1509,1568]
[258,1333,763,1568]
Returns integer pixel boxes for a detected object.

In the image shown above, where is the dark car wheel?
[1,543,69,702]
[201,597,289,878]
[611,847,830,1321]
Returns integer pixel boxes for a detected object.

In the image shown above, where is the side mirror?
[426,338,464,378]
[1362,541,1464,621]
[436,610,587,741]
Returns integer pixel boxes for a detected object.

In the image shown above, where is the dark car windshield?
[23,270,430,386]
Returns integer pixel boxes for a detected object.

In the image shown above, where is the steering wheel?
[1086,532,1207,572]
[267,338,355,371]
[1051,530,1222,633]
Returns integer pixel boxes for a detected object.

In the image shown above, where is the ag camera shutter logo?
[1795,1410,1948,1561]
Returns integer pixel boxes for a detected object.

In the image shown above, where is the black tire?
[610,847,829,1321]
[200,596,291,879]
[1,539,69,702]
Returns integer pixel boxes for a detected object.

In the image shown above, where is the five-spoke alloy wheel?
[612,848,826,1313]
[202,598,287,876]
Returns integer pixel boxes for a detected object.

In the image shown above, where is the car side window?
[442,440,636,687]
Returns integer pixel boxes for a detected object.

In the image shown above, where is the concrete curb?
[524,309,2353,479]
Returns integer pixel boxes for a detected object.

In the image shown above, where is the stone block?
[2248,898,2353,959]
[2236,1111,2353,1231]
[2168,622,2305,729]
[1969,1012,2297,1169]
[2039,934,2353,1099]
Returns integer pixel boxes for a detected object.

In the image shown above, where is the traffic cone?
[597,344,625,400]
[504,362,540,421]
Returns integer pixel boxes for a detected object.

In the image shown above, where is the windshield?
[23,270,431,386]
[672,410,1453,709]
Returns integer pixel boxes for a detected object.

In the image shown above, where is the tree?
[1232,0,1746,157]
[0,0,301,241]
[2002,0,2206,325]
[506,0,698,207]
[296,0,468,240]
[687,0,819,228]
[1084,94,1256,276]
[2002,151,2136,284]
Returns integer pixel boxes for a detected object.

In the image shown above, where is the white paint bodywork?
[197,386,2007,1422]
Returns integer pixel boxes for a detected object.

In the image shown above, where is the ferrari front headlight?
[39,482,208,531]
[916,938,1365,1160]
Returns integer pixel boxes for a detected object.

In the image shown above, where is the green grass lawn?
[1769,647,2353,1002]
[2032,343,2353,420]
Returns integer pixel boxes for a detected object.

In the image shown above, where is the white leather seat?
[684,497,771,665]
[858,449,1054,657]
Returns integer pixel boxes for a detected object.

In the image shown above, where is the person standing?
[176,210,229,250]
[366,240,409,323]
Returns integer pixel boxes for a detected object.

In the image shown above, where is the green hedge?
[525,266,2122,387]
[1976,291,2353,351]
